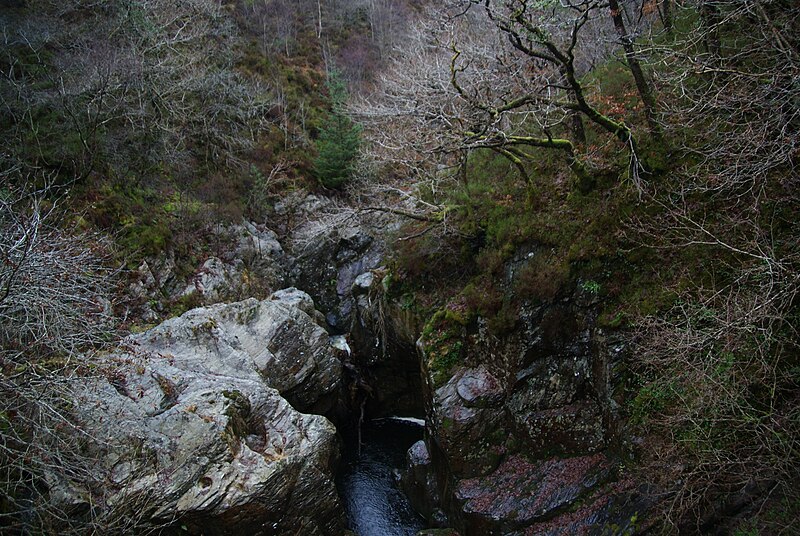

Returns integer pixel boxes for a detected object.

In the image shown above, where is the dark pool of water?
[336,418,426,536]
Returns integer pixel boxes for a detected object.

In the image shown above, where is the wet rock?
[456,366,504,408]
[509,480,648,536]
[510,402,606,457]
[512,354,590,407]
[412,281,644,533]
[292,228,383,330]
[347,271,424,418]
[401,440,443,523]
[429,367,507,478]
[353,271,375,295]
[508,354,605,456]
[454,453,614,534]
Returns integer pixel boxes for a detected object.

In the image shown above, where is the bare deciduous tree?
[1,0,274,184]
[627,1,799,527]
[0,173,153,533]
[355,0,659,195]
[0,180,115,360]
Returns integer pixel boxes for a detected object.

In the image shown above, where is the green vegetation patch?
[421,307,468,388]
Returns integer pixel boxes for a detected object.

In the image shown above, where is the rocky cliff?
[352,272,650,535]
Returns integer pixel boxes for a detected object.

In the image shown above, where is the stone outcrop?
[129,291,342,415]
[180,222,288,305]
[427,366,507,479]
[285,194,399,331]
[394,281,644,535]
[68,290,345,535]
[454,453,614,533]
[128,221,288,321]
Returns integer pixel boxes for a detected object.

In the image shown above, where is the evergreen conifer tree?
[313,71,361,189]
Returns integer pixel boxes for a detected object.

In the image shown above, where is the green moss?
[168,293,203,319]
[628,380,680,426]
[597,309,626,329]
[421,308,468,388]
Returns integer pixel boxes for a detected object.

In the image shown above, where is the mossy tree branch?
[453,0,647,187]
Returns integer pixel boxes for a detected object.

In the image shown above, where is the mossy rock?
[421,308,468,388]
[222,390,252,440]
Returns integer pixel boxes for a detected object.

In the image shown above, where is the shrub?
[515,254,570,302]
[0,178,152,533]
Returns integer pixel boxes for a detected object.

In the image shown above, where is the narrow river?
[336,417,426,536]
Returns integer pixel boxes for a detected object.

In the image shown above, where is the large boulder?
[67,290,345,534]
[130,291,341,414]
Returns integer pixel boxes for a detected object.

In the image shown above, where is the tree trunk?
[608,0,664,142]
[701,0,722,59]
[317,0,323,40]
[662,0,673,35]
[560,66,587,145]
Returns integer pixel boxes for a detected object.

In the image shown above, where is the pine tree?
[313,71,361,189]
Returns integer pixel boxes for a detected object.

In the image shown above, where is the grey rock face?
[131,293,341,414]
[455,366,504,408]
[291,227,383,330]
[400,440,445,525]
[68,291,345,534]
[428,367,507,479]
[181,256,237,302]
[182,223,288,305]
[129,221,288,321]
[508,353,605,457]
[287,195,398,331]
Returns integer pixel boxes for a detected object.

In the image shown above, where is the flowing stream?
[336,417,426,535]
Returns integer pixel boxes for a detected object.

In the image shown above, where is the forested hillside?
[1,0,420,262]
[354,2,799,531]
[1,0,798,534]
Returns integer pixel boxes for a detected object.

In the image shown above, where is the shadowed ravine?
[336,418,426,536]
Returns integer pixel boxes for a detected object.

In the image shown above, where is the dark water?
[337,418,426,536]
